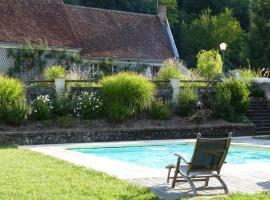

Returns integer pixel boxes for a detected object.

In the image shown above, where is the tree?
[177,0,249,30]
[196,49,223,80]
[180,9,247,68]
[249,0,270,68]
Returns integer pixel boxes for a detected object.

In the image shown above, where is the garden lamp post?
[220,42,227,73]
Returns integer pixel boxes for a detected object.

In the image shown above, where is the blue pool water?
[72,143,270,169]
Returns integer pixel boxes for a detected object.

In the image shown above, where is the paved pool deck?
[23,136,270,200]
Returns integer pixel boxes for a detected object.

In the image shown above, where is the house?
[0,0,179,76]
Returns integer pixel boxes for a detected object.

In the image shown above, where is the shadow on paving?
[257,181,270,190]
[130,177,228,200]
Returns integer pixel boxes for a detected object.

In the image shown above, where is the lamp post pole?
[222,50,225,73]
[220,43,227,75]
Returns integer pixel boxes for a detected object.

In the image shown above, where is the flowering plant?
[31,95,53,120]
[73,92,104,119]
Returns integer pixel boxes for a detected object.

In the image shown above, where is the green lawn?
[0,147,158,200]
[192,192,270,200]
[1,147,269,200]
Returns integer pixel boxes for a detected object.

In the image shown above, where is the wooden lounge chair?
[166,133,232,195]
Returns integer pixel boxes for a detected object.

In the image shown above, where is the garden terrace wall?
[26,86,173,102]
[26,87,56,102]
[0,124,255,145]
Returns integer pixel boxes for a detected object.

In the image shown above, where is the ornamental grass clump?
[102,72,156,122]
[0,75,29,125]
[212,78,250,122]
[73,92,104,119]
[149,101,171,120]
[157,59,185,87]
[177,87,198,117]
[31,95,53,120]
[43,65,66,80]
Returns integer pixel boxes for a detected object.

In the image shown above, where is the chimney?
[158,5,167,25]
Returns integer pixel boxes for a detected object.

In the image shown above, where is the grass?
[191,192,270,200]
[0,147,158,200]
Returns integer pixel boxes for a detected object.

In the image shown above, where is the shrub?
[53,94,72,116]
[149,101,171,120]
[212,78,250,122]
[102,72,156,122]
[1,101,29,125]
[196,49,223,80]
[0,75,25,104]
[177,87,198,117]
[157,60,185,83]
[238,68,265,97]
[31,95,53,120]
[43,65,66,80]
[56,116,74,128]
[0,75,29,125]
[73,92,104,119]
[106,102,132,122]
[239,68,258,83]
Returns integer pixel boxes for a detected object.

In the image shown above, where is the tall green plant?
[102,72,156,121]
[43,65,66,80]
[0,75,29,125]
[212,78,250,122]
[177,87,198,117]
[196,49,223,80]
[157,60,184,80]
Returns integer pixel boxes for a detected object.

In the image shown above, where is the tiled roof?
[0,0,78,48]
[0,0,174,61]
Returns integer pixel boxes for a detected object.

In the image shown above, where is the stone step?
[248,111,270,114]
[248,113,270,118]
[256,130,270,135]
[256,127,270,132]
[249,117,269,124]
[255,123,270,127]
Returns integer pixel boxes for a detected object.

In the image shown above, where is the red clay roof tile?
[0,0,174,61]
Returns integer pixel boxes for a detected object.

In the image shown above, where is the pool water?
[72,143,270,169]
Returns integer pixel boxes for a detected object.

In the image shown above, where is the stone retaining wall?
[26,87,56,102]
[0,124,255,145]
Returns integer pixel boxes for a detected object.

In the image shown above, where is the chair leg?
[167,168,172,183]
[172,169,179,188]
[186,177,197,196]
[204,177,210,187]
[216,176,229,194]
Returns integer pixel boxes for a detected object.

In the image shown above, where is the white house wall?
[0,48,14,74]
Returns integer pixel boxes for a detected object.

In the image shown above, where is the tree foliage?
[180,9,247,68]
[249,0,270,68]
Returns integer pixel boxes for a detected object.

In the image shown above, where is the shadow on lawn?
[0,144,17,149]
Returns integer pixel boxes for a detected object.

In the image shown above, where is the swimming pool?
[72,143,270,169]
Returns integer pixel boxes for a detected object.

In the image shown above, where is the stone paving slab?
[129,166,270,200]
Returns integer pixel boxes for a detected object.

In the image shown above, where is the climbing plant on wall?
[7,40,90,79]
[7,40,49,79]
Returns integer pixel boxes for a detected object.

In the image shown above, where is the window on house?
[152,66,161,77]
[90,64,100,77]
[112,66,117,74]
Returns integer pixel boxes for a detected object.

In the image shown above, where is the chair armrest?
[174,153,190,164]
